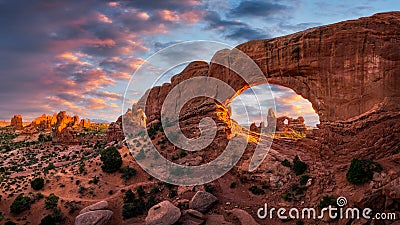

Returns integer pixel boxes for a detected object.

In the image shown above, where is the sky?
[0,0,399,124]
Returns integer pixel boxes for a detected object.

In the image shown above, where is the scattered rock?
[74,210,113,225]
[178,209,206,225]
[145,200,181,225]
[189,191,217,213]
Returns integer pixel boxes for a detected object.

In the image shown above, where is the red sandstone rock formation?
[276,116,307,133]
[30,113,57,131]
[249,122,259,133]
[106,116,124,143]
[10,115,23,130]
[236,12,400,122]
[124,13,400,215]
[52,111,79,144]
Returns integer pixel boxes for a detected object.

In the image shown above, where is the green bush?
[392,146,400,155]
[39,215,56,225]
[282,192,293,202]
[135,149,146,161]
[45,193,59,209]
[136,186,145,197]
[204,184,215,193]
[123,189,135,203]
[318,195,337,209]
[249,186,265,195]
[346,158,382,184]
[4,222,17,225]
[281,159,291,168]
[43,163,55,174]
[10,194,31,214]
[293,156,307,175]
[168,189,177,198]
[100,146,122,173]
[230,182,237,189]
[299,174,310,186]
[31,177,45,190]
[179,149,187,158]
[122,198,145,219]
[120,166,136,181]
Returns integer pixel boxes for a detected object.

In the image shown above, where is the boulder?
[226,209,259,225]
[74,210,113,225]
[80,201,109,214]
[145,200,181,225]
[189,191,217,213]
[178,209,206,225]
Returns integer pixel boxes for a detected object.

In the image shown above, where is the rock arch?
[230,12,400,122]
[140,12,400,126]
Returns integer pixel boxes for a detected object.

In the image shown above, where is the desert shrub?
[318,195,337,209]
[39,215,55,225]
[293,156,307,175]
[122,198,145,219]
[204,184,215,193]
[230,182,237,189]
[43,163,55,174]
[282,192,293,202]
[100,146,122,173]
[31,177,45,190]
[135,149,146,160]
[123,189,135,203]
[249,186,265,195]
[299,174,310,186]
[168,189,177,198]
[38,134,52,143]
[78,163,85,174]
[51,207,64,222]
[346,158,382,184]
[10,194,31,214]
[392,146,400,155]
[78,185,86,194]
[145,195,157,210]
[120,166,136,181]
[4,222,17,225]
[45,193,59,209]
[171,154,179,161]
[88,176,99,185]
[136,186,145,197]
[179,149,187,158]
[281,159,291,168]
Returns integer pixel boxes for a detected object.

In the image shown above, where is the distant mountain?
[90,118,110,124]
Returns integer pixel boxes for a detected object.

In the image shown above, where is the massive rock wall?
[139,12,400,126]
[235,12,400,122]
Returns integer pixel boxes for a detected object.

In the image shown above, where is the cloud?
[120,0,201,11]
[203,11,270,41]
[225,26,269,40]
[230,0,290,18]
[0,0,205,120]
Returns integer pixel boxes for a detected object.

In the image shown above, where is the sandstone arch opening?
[229,84,320,137]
